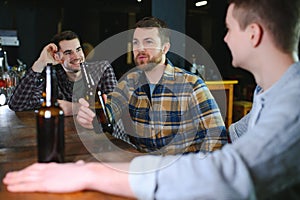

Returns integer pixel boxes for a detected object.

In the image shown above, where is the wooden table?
[206,80,238,128]
[0,105,137,200]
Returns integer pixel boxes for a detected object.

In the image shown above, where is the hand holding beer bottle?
[80,62,113,134]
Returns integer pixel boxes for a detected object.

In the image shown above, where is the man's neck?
[145,64,166,84]
[66,70,81,82]
[253,50,296,91]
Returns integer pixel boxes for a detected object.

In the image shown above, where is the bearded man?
[76,17,227,155]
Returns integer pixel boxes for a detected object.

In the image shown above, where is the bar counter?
[0,105,137,199]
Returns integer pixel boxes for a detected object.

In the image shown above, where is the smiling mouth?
[70,59,83,65]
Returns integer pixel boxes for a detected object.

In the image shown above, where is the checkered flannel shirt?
[107,63,228,155]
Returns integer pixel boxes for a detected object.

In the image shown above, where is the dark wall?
[1,0,227,71]
[186,0,231,76]
[0,0,60,66]
[186,0,255,100]
[0,0,151,69]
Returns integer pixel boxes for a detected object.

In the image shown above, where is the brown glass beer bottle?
[35,64,65,163]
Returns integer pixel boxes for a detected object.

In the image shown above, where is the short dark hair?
[135,16,170,44]
[50,30,80,50]
[228,0,300,53]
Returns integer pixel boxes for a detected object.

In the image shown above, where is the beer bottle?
[80,62,113,134]
[35,63,65,163]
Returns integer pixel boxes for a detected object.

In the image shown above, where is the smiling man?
[8,30,117,116]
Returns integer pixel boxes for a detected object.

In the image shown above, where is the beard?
[63,65,80,73]
[134,51,163,71]
[62,58,83,73]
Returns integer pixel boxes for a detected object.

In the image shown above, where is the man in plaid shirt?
[8,30,117,116]
[77,17,227,154]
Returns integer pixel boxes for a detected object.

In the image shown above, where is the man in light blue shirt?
[3,0,300,199]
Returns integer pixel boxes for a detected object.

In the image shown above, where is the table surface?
[0,105,137,200]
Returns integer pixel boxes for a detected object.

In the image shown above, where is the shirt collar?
[163,58,176,81]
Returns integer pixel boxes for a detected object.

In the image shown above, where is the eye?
[63,51,72,55]
[132,40,139,46]
[76,47,82,52]
[145,39,154,44]
[224,25,230,33]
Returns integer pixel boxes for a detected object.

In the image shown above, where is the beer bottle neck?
[45,65,58,107]
[3,51,9,71]
[80,62,96,100]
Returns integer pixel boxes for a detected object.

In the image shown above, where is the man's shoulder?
[167,64,196,76]
[170,65,203,83]
[86,60,110,67]
[86,60,114,75]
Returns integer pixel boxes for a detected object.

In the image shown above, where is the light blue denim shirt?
[129,61,300,200]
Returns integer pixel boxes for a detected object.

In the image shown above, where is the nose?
[134,44,145,51]
[70,50,83,60]
[224,32,228,43]
[132,41,146,52]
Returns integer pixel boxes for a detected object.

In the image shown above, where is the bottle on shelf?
[2,49,14,102]
[0,44,7,106]
[190,54,197,74]
[196,64,206,80]
[35,63,65,163]
[0,44,20,104]
[0,44,4,73]
[190,54,206,80]
[80,62,113,134]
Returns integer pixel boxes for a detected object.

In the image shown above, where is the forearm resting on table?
[86,162,135,198]
[3,162,135,198]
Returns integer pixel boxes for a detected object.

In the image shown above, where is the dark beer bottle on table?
[35,63,65,163]
[80,62,113,134]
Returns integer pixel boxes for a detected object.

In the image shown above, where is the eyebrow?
[63,49,72,54]
[62,46,82,54]
[133,37,154,41]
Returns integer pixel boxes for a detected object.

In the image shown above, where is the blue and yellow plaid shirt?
[107,62,227,155]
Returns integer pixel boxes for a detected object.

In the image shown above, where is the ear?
[162,42,170,54]
[248,23,263,47]
[53,52,61,61]
[53,52,63,64]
